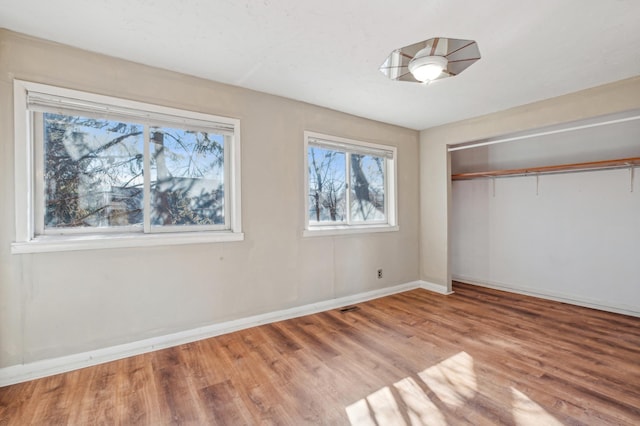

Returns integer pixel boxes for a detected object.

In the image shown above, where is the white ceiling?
[1,0,639,130]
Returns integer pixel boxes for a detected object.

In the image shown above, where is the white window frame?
[12,80,243,254]
[303,131,398,237]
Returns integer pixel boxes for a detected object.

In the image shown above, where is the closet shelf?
[451,157,640,181]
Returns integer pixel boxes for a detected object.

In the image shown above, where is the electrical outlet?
[377,269,383,279]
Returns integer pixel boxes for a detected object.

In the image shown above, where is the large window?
[13,81,242,253]
[304,131,397,236]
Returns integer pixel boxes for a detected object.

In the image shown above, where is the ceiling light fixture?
[408,50,448,82]
[380,37,480,84]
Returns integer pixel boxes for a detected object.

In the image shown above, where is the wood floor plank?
[1,282,639,425]
[113,354,158,425]
[0,378,38,424]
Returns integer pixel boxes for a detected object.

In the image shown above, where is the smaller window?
[304,131,398,236]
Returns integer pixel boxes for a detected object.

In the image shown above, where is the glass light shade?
[408,55,448,82]
[380,37,480,83]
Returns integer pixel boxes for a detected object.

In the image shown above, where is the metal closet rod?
[451,157,640,181]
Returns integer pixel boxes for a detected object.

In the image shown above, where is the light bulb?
[408,55,448,82]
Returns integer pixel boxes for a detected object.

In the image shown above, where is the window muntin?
[305,132,397,233]
[14,80,242,251]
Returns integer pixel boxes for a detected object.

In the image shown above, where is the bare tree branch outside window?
[43,113,226,230]
[308,145,386,224]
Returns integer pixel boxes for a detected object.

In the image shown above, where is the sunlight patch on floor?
[418,351,477,407]
[511,387,563,426]
[346,386,404,425]
[345,351,562,425]
[394,377,446,425]
[346,352,476,425]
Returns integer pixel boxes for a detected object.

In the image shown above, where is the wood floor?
[1,282,639,425]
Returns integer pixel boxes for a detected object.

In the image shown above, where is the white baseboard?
[0,280,424,387]
[417,280,454,295]
[453,275,640,318]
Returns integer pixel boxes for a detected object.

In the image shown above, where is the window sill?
[11,231,244,254]
[302,225,399,238]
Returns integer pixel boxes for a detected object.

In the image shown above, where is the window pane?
[43,113,144,229]
[350,154,385,222]
[150,126,225,226]
[308,146,346,222]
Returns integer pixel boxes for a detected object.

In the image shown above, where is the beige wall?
[0,30,420,367]
[419,75,640,291]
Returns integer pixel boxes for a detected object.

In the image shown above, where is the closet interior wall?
[450,113,640,316]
